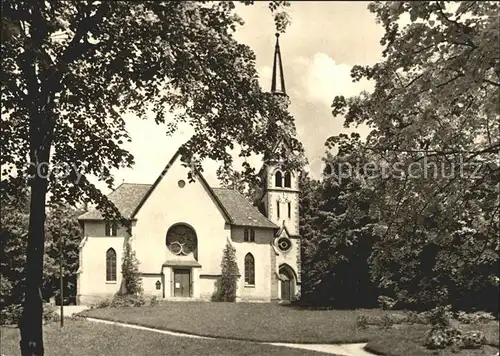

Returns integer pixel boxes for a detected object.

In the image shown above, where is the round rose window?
[277,237,292,252]
[166,225,197,256]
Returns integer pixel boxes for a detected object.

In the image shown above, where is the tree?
[1,1,302,354]
[330,1,499,310]
[0,200,82,322]
[213,241,240,302]
[43,205,82,304]
[120,240,143,296]
[300,135,379,307]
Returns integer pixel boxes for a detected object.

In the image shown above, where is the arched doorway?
[279,265,295,302]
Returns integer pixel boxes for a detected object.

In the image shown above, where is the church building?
[77,34,301,304]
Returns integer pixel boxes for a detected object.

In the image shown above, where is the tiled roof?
[78,183,152,220]
[78,183,278,230]
[211,188,278,229]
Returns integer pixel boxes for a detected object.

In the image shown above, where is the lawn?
[81,302,393,344]
[80,302,500,356]
[0,319,334,356]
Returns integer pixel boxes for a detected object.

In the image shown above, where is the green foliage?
[213,242,239,302]
[300,139,380,308]
[0,200,82,308]
[0,304,23,326]
[356,315,369,329]
[149,296,159,307]
[0,303,58,326]
[455,311,496,325]
[91,299,112,309]
[460,330,487,350]
[378,295,397,310]
[120,240,143,296]
[326,1,499,312]
[111,294,146,308]
[425,325,463,350]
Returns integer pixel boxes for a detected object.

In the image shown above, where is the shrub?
[455,311,496,324]
[212,242,239,302]
[404,311,419,325]
[111,294,145,308]
[381,313,395,329]
[425,325,462,349]
[459,330,486,349]
[427,305,453,328]
[121,240,143,296]
[43,303,59,323]
[0,304,22,325]
[356,315,369,329]
[378,296,396,310]
[91,298,112,309]
[149,296,159,306]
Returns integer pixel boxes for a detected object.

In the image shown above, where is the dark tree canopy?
[327,1,499,310]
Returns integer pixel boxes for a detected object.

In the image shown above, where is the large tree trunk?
[19,173,48,356]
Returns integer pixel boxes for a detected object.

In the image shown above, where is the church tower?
[261,34,301,301]
[261,33,300,237]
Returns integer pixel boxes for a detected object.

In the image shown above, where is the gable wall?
[132,159,229,277]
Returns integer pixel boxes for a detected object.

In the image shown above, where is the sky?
[95,1,385,193]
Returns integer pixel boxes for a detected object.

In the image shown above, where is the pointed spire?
[271,33,287,96]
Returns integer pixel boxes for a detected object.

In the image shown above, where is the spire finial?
[271,33,286,96]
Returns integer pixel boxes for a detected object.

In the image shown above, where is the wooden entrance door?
[173,269,190,297]
[281,279,291,301]
[279,266,295,301]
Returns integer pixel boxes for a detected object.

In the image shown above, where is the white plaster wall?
[142,275,163,297]
[266,190,300,236]
[232,226,274,301]
[78,232,124,302]
[132,158,230,278]
[199,276,219,300]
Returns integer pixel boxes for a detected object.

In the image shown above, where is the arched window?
[275,171,283,187]
[106,248,117,282]
[244,228,249,242]
[250,229,255,242]
[244,253,255,285]
[284,172,291,188]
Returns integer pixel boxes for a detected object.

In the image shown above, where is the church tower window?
[275,171,283,187]
[250,229,255,242]
[288,202,291,218]
[284,172,291,188]
[277,201,280,219]
[244,228,249,242]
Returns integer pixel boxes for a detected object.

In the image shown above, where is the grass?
[365,323,500,356]
[81,302,395,344]
[80,302,500,355]
[0,319,335,356]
